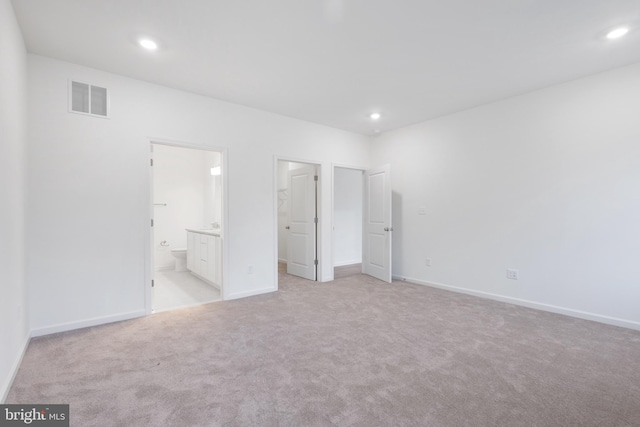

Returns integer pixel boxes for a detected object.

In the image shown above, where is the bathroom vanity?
[186,229,222,289]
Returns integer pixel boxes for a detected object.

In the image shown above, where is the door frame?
[273,155,323,288]
[331,163,368,280]
[145,137,229,315]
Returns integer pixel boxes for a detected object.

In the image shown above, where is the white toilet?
[171,248,188,272]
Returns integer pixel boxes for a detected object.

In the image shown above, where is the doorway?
[149,142,225,312]
[333,167,363,279]
[277,160,320,282]
[332,164,393,283]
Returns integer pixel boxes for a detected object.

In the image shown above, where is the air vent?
[69,80,109,118]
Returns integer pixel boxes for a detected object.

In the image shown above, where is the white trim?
[333,259,362,267]
[227,287,277,300]
[30,310,146,338]
[331,162,369,171]
[278,258,288,264]
[273,156,279,291]
[155,265,174,272]
[394,275,640,331]
[1,331,30,403]
[152,299,222,314]
[145,144,154,315]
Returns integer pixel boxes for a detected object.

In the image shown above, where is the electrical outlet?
[506,269,519,280]
[425,258,432,267]
[247,265,254,274]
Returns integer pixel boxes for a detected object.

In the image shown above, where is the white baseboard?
[278,258,287,264]
[30,309,147,338]
[155,265,174,272]
[227,287,277,300]
[1,331,30,403]
[333,260,362,267]
[393,275,640,331]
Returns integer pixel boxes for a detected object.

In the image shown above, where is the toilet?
[171,248,188,272]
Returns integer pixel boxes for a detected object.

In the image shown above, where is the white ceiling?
[11,0,640,135]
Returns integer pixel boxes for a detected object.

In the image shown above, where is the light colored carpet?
[7,272,640,426]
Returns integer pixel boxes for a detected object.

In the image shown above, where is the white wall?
[0,0,29,401]
[27,54,371,334]
[153,144,215,270]
[371,62,640,329]
[333,168,362,266]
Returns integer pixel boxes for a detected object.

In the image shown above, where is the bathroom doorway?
[149,142,225,313]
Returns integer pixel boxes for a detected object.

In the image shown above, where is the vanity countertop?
[186,228,221,236]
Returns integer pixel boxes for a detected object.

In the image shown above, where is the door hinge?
[314,175,318,181]
[151,219,154,227]
[314,259,318,266]
[151,279,155,287]
[150,158,153,166]
[314,217,318,224]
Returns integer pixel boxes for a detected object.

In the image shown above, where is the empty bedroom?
[1,0,639,426]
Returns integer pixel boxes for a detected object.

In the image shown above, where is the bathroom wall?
[333,168,363,267]
[0,0,29,401]
[203,150,223,230]
[153,144,221,270]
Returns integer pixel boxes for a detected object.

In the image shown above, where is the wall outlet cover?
[506,268,519,280]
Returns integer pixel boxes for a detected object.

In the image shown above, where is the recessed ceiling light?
[606,27,629,40]
[370,113,381,120]
[139,38,158,50]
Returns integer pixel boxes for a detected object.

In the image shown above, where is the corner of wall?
[0,0,30,403]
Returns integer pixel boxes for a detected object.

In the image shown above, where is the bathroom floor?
[152,270,221,313]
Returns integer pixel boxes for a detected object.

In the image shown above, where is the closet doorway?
[277,160,320,282]
[333,166,363,279]
[332,164,393,283]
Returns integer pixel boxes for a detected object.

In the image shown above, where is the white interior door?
[363,164,392,282]
[287,165,317,280]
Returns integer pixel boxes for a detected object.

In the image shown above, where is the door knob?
[285,226,290,229]
[384,227,393,232]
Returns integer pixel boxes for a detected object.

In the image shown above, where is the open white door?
[287,165,317,280]
[363,164,392,283]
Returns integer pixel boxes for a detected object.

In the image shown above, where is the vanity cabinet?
[186,230,222,288]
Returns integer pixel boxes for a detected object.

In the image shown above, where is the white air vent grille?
[69,80,109,118]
